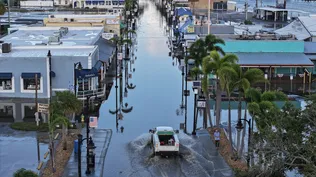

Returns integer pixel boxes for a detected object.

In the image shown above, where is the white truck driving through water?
[149,126,180,156]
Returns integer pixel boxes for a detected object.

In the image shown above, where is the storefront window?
[24,105,36,119]
[23,78,40,90]
[0,78,13,90]
[0,105,14,119]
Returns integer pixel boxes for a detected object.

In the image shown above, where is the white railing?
[77,87,105,100]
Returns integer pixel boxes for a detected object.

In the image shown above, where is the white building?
[54,0,73,7]
[20,0,54,8]
[73,0,124,11]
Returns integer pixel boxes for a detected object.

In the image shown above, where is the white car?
[149,126,180,156]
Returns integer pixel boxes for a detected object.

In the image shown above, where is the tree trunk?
[228,96,234,156]
[205,90,213,128]
[215,79,221,127]
[62,124,67,150]
[237,94,242,156]
[238,102,247,158]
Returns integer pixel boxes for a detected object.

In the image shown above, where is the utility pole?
[208,0,211,34]
[8,0,11,27]
[35,74,40,165]
[245,0,248,21]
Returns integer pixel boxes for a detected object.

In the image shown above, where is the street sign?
[102,33,114,40]
[192,81,201,89]
[197,99,206,108]
[38,103,49,113]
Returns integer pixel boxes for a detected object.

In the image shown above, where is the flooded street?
[97,1,232,177]
[0,125,49,176]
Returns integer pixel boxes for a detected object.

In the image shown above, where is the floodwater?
[97,1,228,177]
[0,125,49,176]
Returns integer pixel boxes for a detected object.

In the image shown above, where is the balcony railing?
[77,87,105,100]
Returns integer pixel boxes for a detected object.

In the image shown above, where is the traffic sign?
[197,99,206,108]
[38,103,49,113]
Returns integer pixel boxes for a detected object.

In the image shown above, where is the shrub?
[14,168,38,177]
[261,91,276,101]
[244,20,253,25]
[10,122,48,132]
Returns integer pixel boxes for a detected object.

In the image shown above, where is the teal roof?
[218,41,304,53]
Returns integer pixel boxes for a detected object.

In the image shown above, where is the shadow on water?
[126,133,217,177]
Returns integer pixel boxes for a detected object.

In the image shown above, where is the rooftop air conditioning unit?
[49,36,60,43]
[60,27,69,35]
[54,31,62,37]
[2,43,12,53]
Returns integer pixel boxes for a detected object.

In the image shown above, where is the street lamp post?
[290,74,293,93]
[74,62,83,96]
[183,43,188,134]
[192,87,198,135]
[264,73,268,91]
[80,94,96,175]
[236,118,252,167]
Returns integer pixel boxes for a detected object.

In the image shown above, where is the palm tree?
[207,51,238,127]
[188,34,226,67]
[14,168,38,177]
[204,34,226,55]
[246,89,288,165]
[51,91,82,150]
[201,56,213,128]
[232,66,264,156]
[188,39,207,67]
[218,64,239,156]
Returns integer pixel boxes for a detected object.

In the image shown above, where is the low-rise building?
[191,0,228,10]
[0,26,115,100]
[53,0,73,7]
[275,16,316,42]
[20,0,54,8]
[72,0,124,10]
[43,14,121,35]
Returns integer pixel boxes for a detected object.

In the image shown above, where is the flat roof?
[234,53,314,67]
[0,46,96,58]
[48,14,119,19]
[256,7,308,14]
[1,27,103,46]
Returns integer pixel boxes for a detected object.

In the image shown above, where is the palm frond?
[244,68,265,84]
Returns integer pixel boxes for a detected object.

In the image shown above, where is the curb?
[100,129,113,177]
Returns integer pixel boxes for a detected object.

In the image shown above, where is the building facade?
[72,0,124,10]
[0,26,115,99]
[54,0,73,7]
[43,14,121,35]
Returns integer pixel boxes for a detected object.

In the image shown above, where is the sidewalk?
[195,129,235,177]
[62,129,112,177]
